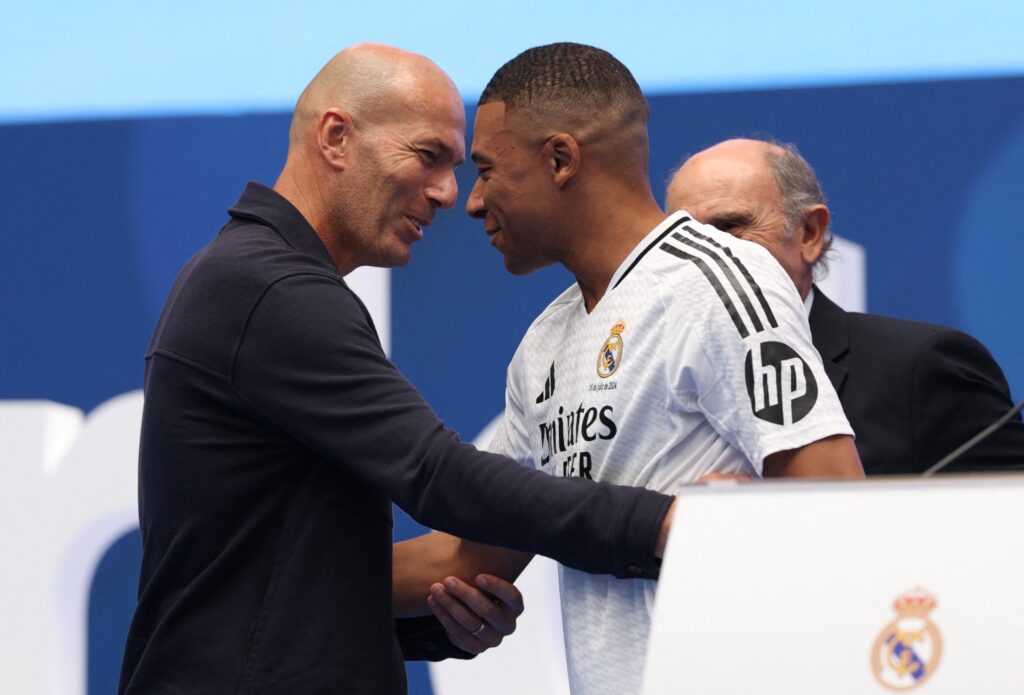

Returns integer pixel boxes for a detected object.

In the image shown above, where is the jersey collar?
[609,210,693,291]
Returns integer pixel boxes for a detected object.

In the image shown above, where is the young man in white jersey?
[398,43,864,694]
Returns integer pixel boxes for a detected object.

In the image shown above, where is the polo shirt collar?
[227,181,337,270]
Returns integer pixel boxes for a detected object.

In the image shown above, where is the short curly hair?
[479,42,648,125]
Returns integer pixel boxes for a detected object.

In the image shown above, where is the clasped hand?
[427,574,525,654]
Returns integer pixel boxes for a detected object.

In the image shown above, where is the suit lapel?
[808,286,850,393]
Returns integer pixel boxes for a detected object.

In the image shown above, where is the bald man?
[118,45,679,695]
[666,138,1024,474]
[413,44,863,695]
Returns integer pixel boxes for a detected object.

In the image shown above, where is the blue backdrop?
[2,74,1023,693]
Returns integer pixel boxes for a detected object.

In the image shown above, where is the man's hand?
[427,574,525,654]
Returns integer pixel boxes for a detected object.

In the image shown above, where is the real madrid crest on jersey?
[596,320,626,378]
[871,588,943,691]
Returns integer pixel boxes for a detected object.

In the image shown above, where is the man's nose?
[428,170,458,210]
[466,178,486,219]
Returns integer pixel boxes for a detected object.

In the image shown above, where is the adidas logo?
[535,362,556,404]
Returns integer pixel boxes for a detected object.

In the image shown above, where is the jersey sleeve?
[486,346,534,466]
[664,228,853,471]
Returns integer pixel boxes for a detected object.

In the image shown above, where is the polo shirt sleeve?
[230,272,671,579]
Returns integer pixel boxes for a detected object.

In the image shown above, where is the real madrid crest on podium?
[597,320,626,378]
[871,588,943,691]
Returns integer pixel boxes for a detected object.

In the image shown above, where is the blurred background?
[2,1,1023,693]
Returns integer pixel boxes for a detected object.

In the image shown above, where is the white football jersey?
[490,211,853,695]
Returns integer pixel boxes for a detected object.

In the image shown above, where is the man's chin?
[385,237,416,266]
[503,255,545,277]
[361,247,412,270]
[386,252,413,268]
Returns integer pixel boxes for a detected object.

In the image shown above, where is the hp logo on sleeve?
[744,341,818,425]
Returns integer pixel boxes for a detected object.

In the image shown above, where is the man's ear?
[543,133,581,187]
[800,204,830,265]
[319,108,355,170]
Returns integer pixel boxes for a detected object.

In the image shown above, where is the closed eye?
[708,215,753,234]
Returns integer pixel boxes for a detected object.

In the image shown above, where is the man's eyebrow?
[420,138,465,166]
[710,211,755,224]
[470,152,491,166]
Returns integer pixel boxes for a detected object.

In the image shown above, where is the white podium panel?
[644,476,1024,695]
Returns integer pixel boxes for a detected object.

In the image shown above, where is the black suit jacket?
[808,287,1024,474]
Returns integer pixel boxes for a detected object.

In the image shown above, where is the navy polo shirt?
[118,182,671,694]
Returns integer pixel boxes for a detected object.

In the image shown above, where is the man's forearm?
[763,434,864,478]
[393,533,532,617]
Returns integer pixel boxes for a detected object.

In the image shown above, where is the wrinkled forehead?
[419,80,466,125]
[384,80,467,156]
[666,161,724,212]
[672,153,775,208]
[423,92,467,154]
[396,68,464,122]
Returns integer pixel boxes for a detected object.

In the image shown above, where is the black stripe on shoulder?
[659,242,749,338]
[612,216,691,289]
[681,225,779,329]
[672,229,764,333]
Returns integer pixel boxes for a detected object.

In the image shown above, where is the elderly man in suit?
[666,138,1024,474]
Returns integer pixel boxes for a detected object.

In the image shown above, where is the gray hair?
[762,140,833,275]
